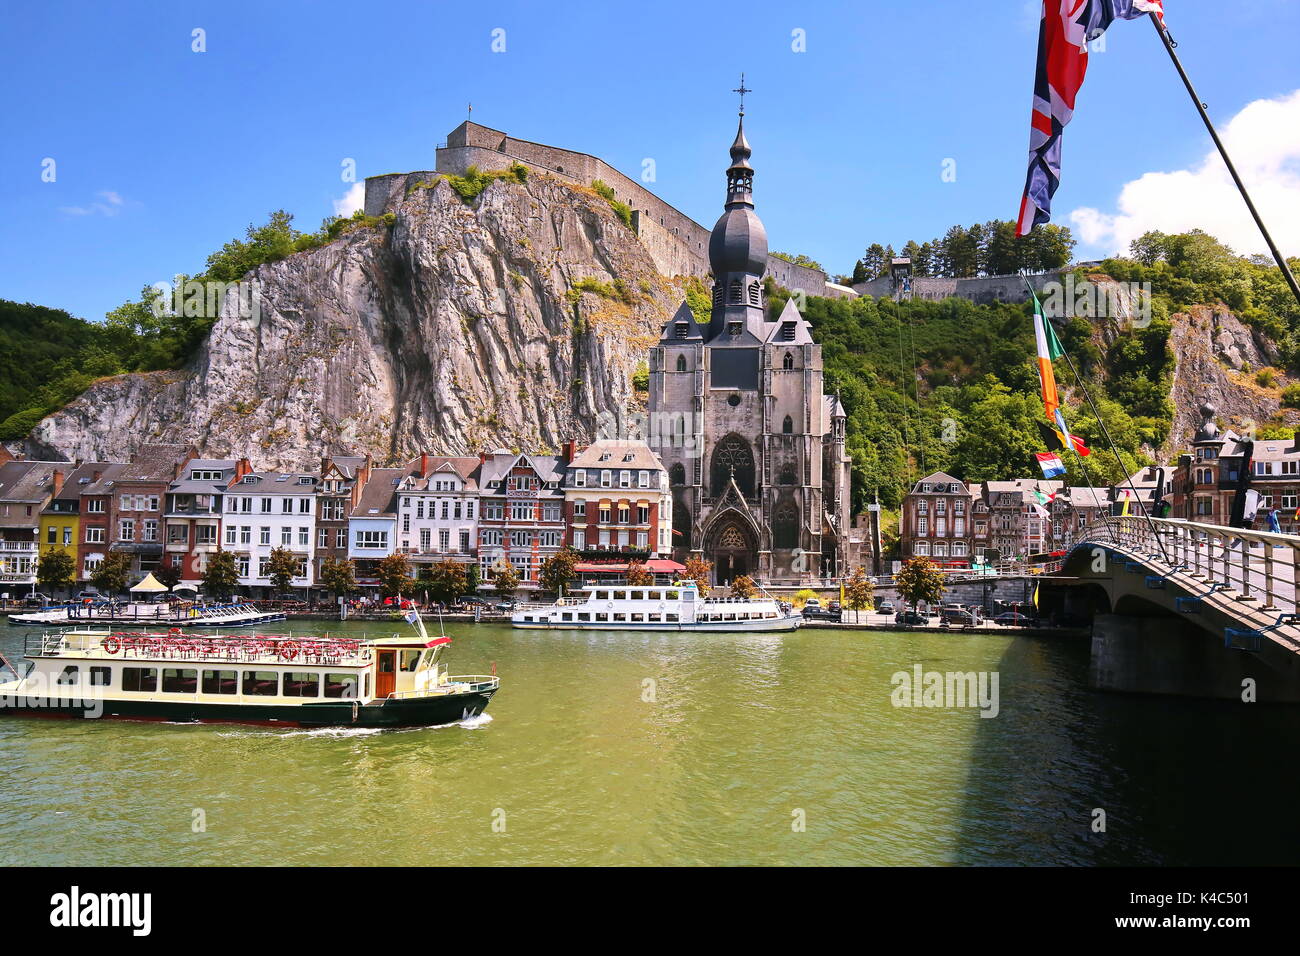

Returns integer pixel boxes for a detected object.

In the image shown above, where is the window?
[89,667,111,687]
[57,666,79,685]
[122,667,157,692]
[242,671,279,696]
[782,415,793,434]
[261,497,272,513]
[619,471,631,488]
[260,527,271,545]
[324,673,358,699]
[298,527,309,546]
[299,498,311,513]
[440,529,451,551]
[318,528,329,548]
[87,499,104,514]
[283,672,320,698]
[573,530,586,549]
[356,530,388,549]
[161,669,198,693]
[676,355,687,371]
[574,501,587,518]
[142,519,158,542]
[202,670,238,695]
[118,519,135,541]
[420,529,431,551]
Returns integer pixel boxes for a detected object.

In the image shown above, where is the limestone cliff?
[26,175,676,467]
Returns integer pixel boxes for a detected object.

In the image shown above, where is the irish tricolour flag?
[1030,285,1075,449]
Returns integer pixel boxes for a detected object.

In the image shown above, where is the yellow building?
[37,463,105,591]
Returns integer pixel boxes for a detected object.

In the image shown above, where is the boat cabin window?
[324,673,359,699]
[399,650,422,672]
[242,670,279,696]
[612,590,627,600]
[666,590,679,600]
[202,670,238,695]
[122,667,157,692]
[162,668,198,693]
[578,613,591,621]
[379,655,395,674]
[648,590,661,600]
[630,613,644,622]
[595,613,609,622]
[283,672,320,698]
[562,613,573,622]
[56,666,78,685]
[666,613,679,622]
[89,666,111,687]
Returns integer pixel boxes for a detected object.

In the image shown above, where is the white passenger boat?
[0,615,498,729]
[6,601,285,628]
[511,580,802,632]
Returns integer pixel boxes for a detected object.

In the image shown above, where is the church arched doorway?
[672,491,692,552]
[705,516,757,585]
[710,434,755,498]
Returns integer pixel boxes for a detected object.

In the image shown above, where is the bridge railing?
[1083,515,1300,613]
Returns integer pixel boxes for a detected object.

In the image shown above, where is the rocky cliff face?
[27,175,675,467]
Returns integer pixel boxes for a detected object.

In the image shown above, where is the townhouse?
[39,462,115,592]
[347,467,407,590]
[76,463,128,585]
[162,458,244,584]
[563,439,672,558]
[105,444,195,585]
[315,455,372,584]
[0,460,66,594]
[476,448,567,588]
[395,455,481,568]
[222,469,319,596]
[899,472,973,566]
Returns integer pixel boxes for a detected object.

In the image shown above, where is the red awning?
[644,559,686,572]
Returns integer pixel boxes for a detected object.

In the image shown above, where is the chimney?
[92,470,102,482]
[565,440,577,463]
[51,469,64,496]
[480,451,489,464]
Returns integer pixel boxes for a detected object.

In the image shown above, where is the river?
[1,619,1296,866]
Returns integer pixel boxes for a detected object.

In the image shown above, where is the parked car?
[940,607,980,627]
[75,590,101,600]
[894,609,926,626]
[827,600,842,613]
[803,598,823,611]
[493,601,517,612]
[993,611,1039,627]
[877,600,895,614]
[24,592,53,607]
[458,597,492,609]
[803,605,841,622]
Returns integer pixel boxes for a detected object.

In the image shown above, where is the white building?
[395,456,481,568]
[220,470,319,596]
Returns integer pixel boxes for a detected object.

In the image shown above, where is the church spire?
[726,74,754,208]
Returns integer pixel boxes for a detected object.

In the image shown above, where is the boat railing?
[380,675,500,699]
[26,629,373,666]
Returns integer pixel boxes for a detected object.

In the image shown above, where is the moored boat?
[0,617,498,729]
[6,601,286,628]
[512,579,802,632]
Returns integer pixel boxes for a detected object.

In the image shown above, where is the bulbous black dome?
[709,205,768,277]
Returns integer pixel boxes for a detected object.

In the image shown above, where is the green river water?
[1,619,1296,866]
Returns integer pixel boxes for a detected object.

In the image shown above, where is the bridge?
[1045,515,1300,701]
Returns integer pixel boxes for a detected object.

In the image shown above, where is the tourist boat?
[6,601,285,628]
[0,614,498,728]
[511,579,802,631]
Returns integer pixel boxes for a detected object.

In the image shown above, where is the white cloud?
[1069,88,1300,259]
[333,183,365,217]
[60,190,126,217]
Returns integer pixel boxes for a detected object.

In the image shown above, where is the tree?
[843,566,875,610]
[376,553,413,598]
[895,557,946,609]
[539,547,580,594]
[862,243,888,280]
[489,562,519,599]
[155,562,182,589]
[319,556,358,599]
[625,560,654,586]
[422,560,470,605]
[202,549,239,599]
[264,546,301,596]
[36,549,75,594]
[91,551,133,596]
[682,557,713,596]
[851,259,869,284]
[729,574,758,599]
[465,562,481,594]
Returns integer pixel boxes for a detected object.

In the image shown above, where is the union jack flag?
[1017,0,1165,236]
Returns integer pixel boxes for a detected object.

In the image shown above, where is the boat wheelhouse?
[0,623,498,729]
[511,580,801,632]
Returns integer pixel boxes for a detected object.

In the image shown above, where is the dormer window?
[241,475,256,484]
[778,322,796,343]
[674,323,689,341]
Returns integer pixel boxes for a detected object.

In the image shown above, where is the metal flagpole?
[1149,13,1300,310]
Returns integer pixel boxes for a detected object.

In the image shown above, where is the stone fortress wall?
[363,121,847,301]
[851,272,1063,305]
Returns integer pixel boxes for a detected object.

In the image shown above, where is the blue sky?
[2,0,1298,322]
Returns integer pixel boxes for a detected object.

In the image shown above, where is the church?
[647,108,853,585]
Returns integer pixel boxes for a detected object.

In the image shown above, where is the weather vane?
[733,73,751,116]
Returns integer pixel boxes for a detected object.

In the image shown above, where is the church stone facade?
[648,113,852,585]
